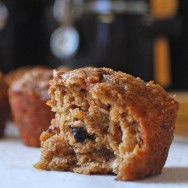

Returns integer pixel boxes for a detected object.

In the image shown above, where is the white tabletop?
[0,123,188,188]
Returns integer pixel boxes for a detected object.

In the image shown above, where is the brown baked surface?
[35,67,179,180]
[0,72,9,137]
[5,66,34,86]
[8,68,54,146]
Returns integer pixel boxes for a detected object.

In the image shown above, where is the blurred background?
[1,0,188,90]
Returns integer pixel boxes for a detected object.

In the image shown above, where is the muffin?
[35,67,179,180]
[8,68,54,146]
[0,72,9,137]
[57,65,72,72]
[5,66,33,86]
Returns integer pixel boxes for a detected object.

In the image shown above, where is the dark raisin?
[98,73,104,80]
[106,104,111,110]
[72,128,95,142]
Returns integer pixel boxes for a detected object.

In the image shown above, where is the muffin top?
[53,67,178,117]
[10,67,53,100]
[5,66,33,86]
[5,65,51,86]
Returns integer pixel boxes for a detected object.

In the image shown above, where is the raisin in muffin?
[0,72,9,137]
[8,68,54,146]
[35,67,179,180]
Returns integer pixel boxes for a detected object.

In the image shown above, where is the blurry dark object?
[0,0,187,90]
[150,0,178,88]
[0,1,8,30]
[61,0,154,81]
[170,0,188,90]
[53,0,180,83]
[0,0,56,73]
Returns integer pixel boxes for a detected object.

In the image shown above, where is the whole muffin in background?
[8,68,54,146]
[35,67,179,181]
[0,72,9,137]
[5,66,51,121]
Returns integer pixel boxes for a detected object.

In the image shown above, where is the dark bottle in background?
[170,0,188,90]
[0,0,56,73]
[62,0,154,82]
[58,0,179,83]
[0,0,187,90]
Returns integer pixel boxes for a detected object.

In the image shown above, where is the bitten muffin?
[8,68,54,146]
[0,72,9,137]
[35,67,179,180]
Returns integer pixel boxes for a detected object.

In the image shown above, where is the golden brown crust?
[5,66,50,121]
[57,66,72,72]
[5,66,50,86]
[35,67,179,180]
[5,66,34,86]
[8,68,54,146]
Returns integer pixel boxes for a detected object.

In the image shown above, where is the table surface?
[0,122,188,188]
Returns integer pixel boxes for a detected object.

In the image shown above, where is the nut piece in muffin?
[35,67,179,180]
[0,72,9,137]
[8,68,54,146]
